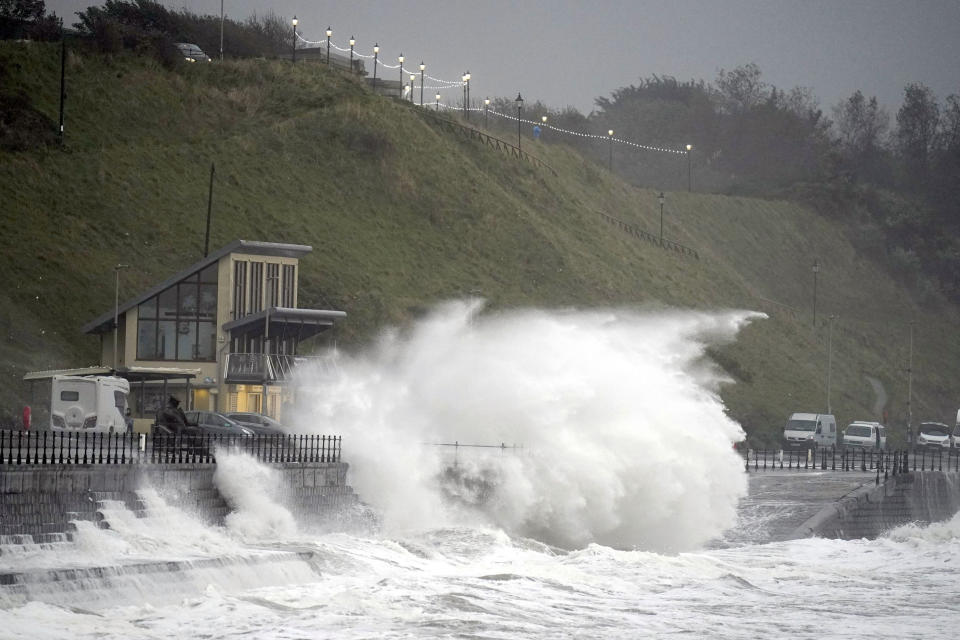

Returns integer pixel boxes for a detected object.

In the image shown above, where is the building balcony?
[223,352,338,385]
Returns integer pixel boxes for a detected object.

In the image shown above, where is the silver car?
[224,412,285,436]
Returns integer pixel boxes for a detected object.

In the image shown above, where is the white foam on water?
[212,450,298,541]
[292,300,758,551]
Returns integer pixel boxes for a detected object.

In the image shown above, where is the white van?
[843,421,886,450]
[783,413,837,450]
[50,375,129,433]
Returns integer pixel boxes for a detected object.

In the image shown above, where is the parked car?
[183,410,254,436]
[782,413,837,451]
[916,422,951,450]
[224,412,285,435]
[843,421,886,450]
[174,42,211,63]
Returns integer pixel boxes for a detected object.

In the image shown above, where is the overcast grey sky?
[46,0,960,117]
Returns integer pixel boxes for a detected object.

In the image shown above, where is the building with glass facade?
[81,240,345,421]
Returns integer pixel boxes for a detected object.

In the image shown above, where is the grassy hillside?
[2,40,958,443]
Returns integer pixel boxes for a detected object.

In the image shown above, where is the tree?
[895,83,940,189]
[0,0,45,21]
[716,63,768,115]
[832,90,890,183]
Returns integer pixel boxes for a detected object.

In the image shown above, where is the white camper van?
[782,412,837,450]
[50,375,130,433]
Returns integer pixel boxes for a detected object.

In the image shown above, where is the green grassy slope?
[2,41,958,442]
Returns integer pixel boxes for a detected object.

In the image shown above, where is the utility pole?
[58,21,66,144]
[203,163,215,257]
[113,264,130,370]
[907,321,914,449]
[826,315,836,414]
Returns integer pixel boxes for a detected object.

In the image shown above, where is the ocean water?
[2,303,958,638]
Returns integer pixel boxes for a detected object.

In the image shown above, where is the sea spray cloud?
[293,300,762,551]
[213,451,298,540]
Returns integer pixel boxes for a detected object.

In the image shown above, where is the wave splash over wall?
[295,300,761,552]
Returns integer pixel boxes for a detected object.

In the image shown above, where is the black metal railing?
[0,431,342,466]
[223,353,339,385]
[742,447,960,483]
[596,210,700,260]
[424,114,559,176]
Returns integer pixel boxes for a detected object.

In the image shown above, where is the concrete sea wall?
[0,462,359,541]
[792,471,960,539]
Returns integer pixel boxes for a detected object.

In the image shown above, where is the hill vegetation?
[2,13,959,444]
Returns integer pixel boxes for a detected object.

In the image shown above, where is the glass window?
[282,265,295,307]
[250,262,263,313]
[199,263,218,283]
[158,321,177,359]
[199,284,217,320]
[138,298,158,319]
[266,263,279,307]
[234,261,247,319]
[177,321,198,360]
[137,320,158,359]
[158,287,178,320]
[197,321,216,361]
[178,283,198,317]
[60,391,79,401]
[114,390,126,410]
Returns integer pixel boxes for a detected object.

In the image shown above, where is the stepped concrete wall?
[792,471,960,539]
[0,462,359,540]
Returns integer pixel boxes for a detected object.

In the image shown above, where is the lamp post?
[658,192,665,245]
[349,36,355,72]
[541,115,548,140]
[812,259,820,327]
[685,143,692,192]
[462,73,468,117]
[409,74,416,103]
[484,97,490,128]
[515,93,523,151]
[372,43,379,90]
[436,92,441,111]
[325,27,332,64]
[113,264,130,370]
[398,53,404,97]
[291,16,297,63]
[419,62,425,106]
[464,71,471,121]
[608,129,614,171]
[219,0,224,61]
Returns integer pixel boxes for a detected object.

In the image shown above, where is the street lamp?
[515,92,523,151]
[398,53,404,97]
[409,74,416,103]
[484,97,490,128]
[419,61,425,106]
[325,27,332,65]
[219,0,224,61]
[349,36,355,72]
[462,73,468,117]
[372,43,379,90]
[812,259,820,327]
[826,315,837,414]
[685,144,692,192]
[464,71,471,121]
[291,16,298,64]
[608,129,614,171]
[113,264,130,370]
[435,92,441,111]
[541,115,548,140]
[658,192,665,245]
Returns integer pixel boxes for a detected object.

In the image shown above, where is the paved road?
[711,470,875,547]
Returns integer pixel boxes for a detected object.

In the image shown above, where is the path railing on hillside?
[0,431,341,466]
[743,447,960,482]
[596,210,700,260]
[423,114,558,176]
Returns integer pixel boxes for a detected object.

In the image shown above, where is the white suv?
[916,422,951,450]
